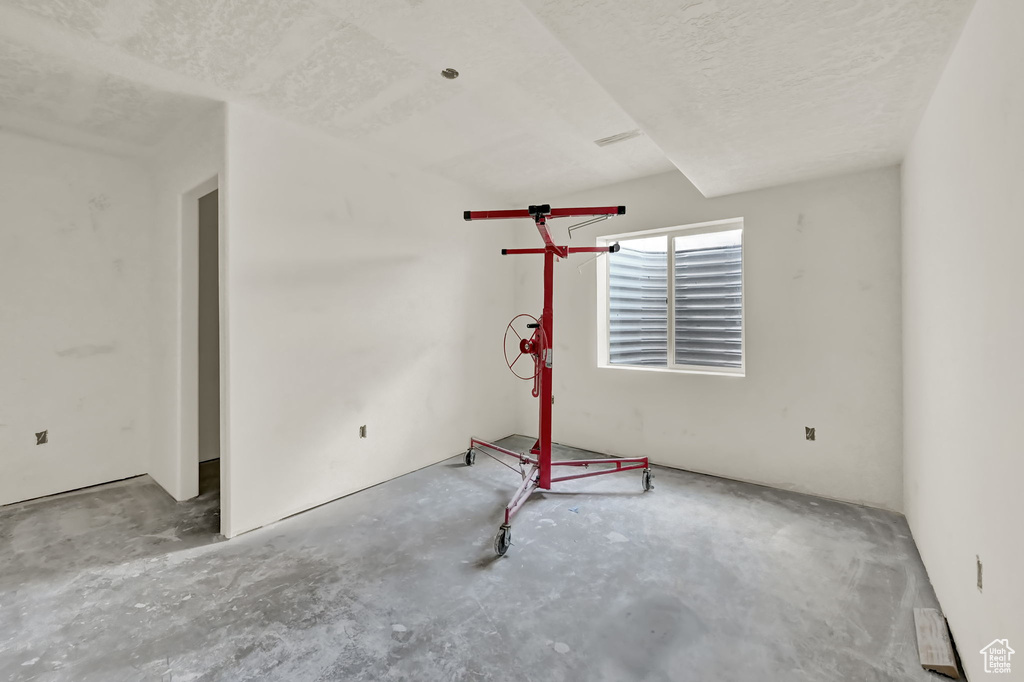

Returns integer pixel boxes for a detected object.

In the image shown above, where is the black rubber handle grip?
[609,243,621,253]
[526,323,540,329]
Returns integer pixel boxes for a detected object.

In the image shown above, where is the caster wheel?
[464,448,476,466]
[494,525,512,556]
[642,468,654,491]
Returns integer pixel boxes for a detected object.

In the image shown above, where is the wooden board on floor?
[914,607,959,679]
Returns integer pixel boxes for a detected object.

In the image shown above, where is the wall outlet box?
[35,430,48,445]
[805,426,815,441]
[359,425,367,439]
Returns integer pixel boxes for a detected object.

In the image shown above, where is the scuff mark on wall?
[88,194,110,231]
[56,343,116,358]
[89,194,110,212]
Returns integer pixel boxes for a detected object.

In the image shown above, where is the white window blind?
[673,230,743,368]
[603,221,743,374]
[608,236,667,366]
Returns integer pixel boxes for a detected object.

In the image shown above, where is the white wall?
[222,104,518,537]
[146,106,225,502]
[0,131,153,505]
[513,167,903,511]
[902,0,1024,675]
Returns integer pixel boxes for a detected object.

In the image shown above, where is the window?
[597,218,744,375]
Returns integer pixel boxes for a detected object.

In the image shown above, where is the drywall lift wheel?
[464,448,476,466]
[494,524,512,556]
[642,468,654,491]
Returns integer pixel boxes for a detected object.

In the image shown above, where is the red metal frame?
[463,205,651,546]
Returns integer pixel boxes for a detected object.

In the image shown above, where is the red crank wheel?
[504,314,543,380]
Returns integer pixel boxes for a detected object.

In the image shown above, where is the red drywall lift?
[463,204,653,555]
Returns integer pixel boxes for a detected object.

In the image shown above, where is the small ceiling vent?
[594,129,643,147]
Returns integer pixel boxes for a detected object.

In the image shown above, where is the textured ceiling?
[0,0,975,198]
[521,0,976,196]
[0,0,672,198]
[0,38,216,154]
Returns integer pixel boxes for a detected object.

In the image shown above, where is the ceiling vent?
[593,129,643,147]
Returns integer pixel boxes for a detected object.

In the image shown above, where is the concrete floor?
[1,438,942,681]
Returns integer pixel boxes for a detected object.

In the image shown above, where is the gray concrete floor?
[1,438,942,681]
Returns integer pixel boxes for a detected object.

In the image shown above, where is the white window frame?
[596,217,745,377]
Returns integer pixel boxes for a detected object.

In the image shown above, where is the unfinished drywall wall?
[902,0,1023,675]
[147,105,225,503]
[223,103,517,536]
[513,167,902,510]
[0,131,153,505]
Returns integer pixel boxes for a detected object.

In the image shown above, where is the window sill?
[597,363,745,378]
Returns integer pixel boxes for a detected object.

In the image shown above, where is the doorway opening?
[197,189,221,517]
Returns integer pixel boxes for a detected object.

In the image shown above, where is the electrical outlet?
[977,555,983,592]
[35,430,48,445]
[359,425,367,439]
[805,426,815,441]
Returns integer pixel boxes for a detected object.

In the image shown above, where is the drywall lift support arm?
[463,204,653,555]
